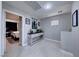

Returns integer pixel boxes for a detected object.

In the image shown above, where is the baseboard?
[60,49,74,56]
[44,38,60,43]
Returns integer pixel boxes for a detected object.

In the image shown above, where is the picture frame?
[25,18,30,25]
[38,22,40,26]
[72,10,78,27]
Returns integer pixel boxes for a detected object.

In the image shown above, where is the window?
[51,20,59,26]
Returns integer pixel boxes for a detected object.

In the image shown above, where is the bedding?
[11,31,19,38]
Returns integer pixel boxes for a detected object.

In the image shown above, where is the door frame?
[3,9,23,53]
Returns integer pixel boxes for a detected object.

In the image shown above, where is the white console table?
[27,33,44,46]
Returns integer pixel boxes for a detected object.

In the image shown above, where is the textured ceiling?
[3,1,73,19]
[24,1,41,11]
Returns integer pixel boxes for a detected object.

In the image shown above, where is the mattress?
[11,31,19,38]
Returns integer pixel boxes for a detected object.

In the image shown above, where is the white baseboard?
[44,38,60,43]
[60,49,74,56]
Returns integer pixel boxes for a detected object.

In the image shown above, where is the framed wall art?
[25,18,30,25]
[72,10,78,27]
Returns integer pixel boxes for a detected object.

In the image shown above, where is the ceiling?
[3,1,73,19]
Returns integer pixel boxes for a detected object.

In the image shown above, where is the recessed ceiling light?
[44,3,52,10]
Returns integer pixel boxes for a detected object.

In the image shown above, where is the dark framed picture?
[72,10,78,27]
[38,22,40,26]
[25,18,30,24]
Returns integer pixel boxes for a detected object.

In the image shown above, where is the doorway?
[5,11,22,52]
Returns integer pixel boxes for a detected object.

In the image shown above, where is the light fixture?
[44,3,52,10]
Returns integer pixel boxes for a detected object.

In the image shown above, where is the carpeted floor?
[6,37,19,44]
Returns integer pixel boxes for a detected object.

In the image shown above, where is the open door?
[5,11,22,56]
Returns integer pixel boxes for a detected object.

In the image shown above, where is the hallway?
[4,39,73,57]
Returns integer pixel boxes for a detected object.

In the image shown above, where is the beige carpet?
[7,37,19,44]
[6,37,20,52]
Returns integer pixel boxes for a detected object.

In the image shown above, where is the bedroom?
[6,12,22,50]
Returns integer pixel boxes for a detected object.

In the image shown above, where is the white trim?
[60,49,74,57]
[3,9,30,47]
[44,38,60,43]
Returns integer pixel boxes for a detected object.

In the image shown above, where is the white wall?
[40,13,71,41]
[0,1,5,56]
[0,1,2,56]
[61,31,79,57]
[61,2,79,57]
